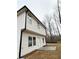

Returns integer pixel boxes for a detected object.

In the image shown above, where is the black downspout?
[19,29,25,58]
[19,10,28,58]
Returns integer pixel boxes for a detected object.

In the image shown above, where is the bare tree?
[57,0,61,23]
[53,14,61,36]
[42,15,53,40]
[42,13,61,42]
[42,0,61,42]
[52,0,61,36]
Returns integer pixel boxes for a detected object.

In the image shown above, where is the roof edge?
[17,5,46,29]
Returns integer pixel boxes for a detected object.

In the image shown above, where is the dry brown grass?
[25,43,61,59]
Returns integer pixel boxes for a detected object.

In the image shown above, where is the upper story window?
[37,23,40,29]
[42,38,44,43]
[27,15,32,24]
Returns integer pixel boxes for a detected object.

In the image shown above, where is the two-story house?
[17,6,46,59]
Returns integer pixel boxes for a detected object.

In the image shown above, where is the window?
[33,37,36,46]
[28,36,36,47]
[42,38,44,43]
[37,23,40,29]
[28,16,32,24]
[28,36,32,47]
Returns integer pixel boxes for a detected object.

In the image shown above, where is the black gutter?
[19,10,28,58]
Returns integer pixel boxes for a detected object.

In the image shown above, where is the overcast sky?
[17,0,57,21]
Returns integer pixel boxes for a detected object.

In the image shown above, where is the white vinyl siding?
[21,32,46,56]
[26,12,46,36]
[17,11,26,58]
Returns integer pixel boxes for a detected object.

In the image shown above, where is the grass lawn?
[25,43,61,59]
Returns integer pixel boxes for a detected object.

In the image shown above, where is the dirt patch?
[25,43,61,59]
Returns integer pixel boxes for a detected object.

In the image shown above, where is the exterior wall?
[26,12,46,36]
[17,12,26,30]
[17,7,46,58]
[17,11,26,58]
[21,32,46,56]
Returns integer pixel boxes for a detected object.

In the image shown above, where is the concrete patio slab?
[38,46,56,51]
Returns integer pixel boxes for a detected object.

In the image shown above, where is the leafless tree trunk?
[52,0,61,37]
[53,14,60,36]
[57,0,61,23]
